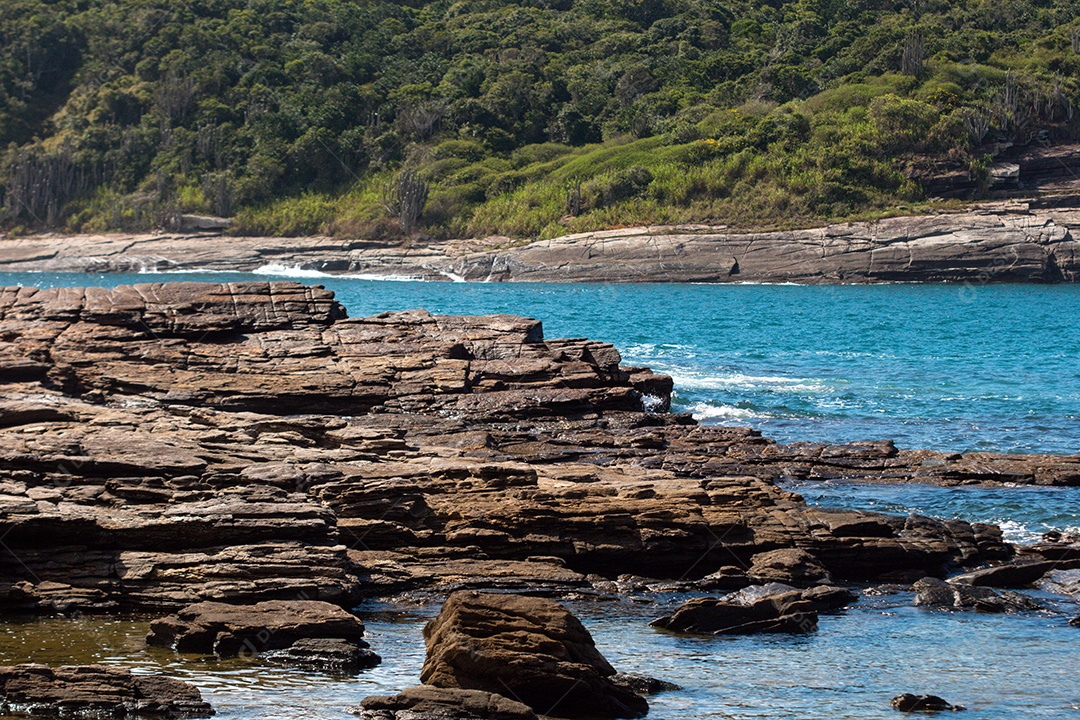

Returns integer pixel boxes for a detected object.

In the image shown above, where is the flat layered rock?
[0,664,213,718]
[0,281,1063,613]
[420,591,648,719]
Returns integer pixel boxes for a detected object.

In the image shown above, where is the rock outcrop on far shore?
[3,204,1080,284]
[1,281,1078,613]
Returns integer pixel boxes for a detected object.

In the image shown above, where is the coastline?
[3,201,1080,283]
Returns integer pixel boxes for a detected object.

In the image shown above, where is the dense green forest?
[2,0,1079,239]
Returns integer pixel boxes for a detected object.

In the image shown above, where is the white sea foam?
[252,263,418,281]
[669,371,828,394]
[686,401,766,422]
[995,519,1080,545]
[253,263,333,278]
[134,268,232,275]
[623,343,698,359]
[995,520,1041,545]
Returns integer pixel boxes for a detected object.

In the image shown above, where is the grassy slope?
[1,0,1078,239]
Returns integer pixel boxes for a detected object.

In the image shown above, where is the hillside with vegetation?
[2,0,1079,240]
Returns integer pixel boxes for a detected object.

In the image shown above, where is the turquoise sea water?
[3,270,1079,454]
[2,271,1080,718]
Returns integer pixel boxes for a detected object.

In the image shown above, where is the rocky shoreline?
[3,280,1079,614]
[1,280,1079,717]
[3,202,1080,283]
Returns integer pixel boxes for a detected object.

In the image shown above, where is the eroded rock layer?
[0,281,1075,612]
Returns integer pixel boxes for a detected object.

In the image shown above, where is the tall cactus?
[382,170,429,235]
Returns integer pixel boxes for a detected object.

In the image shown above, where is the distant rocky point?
[2,202,1079,283]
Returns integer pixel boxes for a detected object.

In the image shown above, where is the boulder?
[260,638,380,675]
[145,600,373,659]
[748,548,832,587]
[1069,615,1080,628]
[420,591,647,719]
[353,686,537,720]
[650,585,819,635]
[0,664,213,718]
[890,693,965,712]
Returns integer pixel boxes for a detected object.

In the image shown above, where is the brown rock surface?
[145,600,371,658]
[3,204,1080,283]
[0,280,1070,612]
[354,686,538,720]
[420,591,647,719]
[0,663,213,717]
[649,585,822,635]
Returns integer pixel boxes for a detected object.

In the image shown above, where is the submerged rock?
[891,693,965,712]
[146,600,373,660]
[353,686,537,720]
[0,663,214,718]
[420,591,647,719]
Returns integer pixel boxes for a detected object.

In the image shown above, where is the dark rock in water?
[723,582,856,612]
[1016,538,1080,564]
[609,673,681,695]
[914,578,1042,613]
[146,600,370,658]
[748,548,832,587]
[260,637,380,675]
[650,585,819,635]
[948,560,1060,588]
[353,686,537,720]
[1038,568,1080,599]
[691,566,756,592]
[0,663,214,717]
[989,591,1045,613]
[420,591,647,719]
[798,584,859,612]
[1069,615,1080,628]
[891,693,965,712]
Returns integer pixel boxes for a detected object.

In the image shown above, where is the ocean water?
[3,270,1079,455]
[2,271,1080,718]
